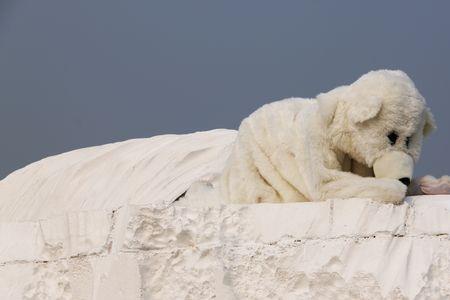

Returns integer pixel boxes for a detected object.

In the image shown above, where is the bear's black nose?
[399,177,411,186]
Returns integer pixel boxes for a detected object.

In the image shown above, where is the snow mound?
[0,130,449,299]
[0,129,236,221]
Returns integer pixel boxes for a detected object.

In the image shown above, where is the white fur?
[220,70,436,204]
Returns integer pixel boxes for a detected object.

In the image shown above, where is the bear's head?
[317,70,436,185]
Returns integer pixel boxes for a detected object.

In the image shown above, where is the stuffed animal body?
[220,70,436,204]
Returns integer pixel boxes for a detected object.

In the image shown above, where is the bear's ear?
[423,107,436,137]
[347,96,382,124]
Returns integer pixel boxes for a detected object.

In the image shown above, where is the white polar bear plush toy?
[220,70,436,204]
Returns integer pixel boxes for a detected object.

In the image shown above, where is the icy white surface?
[0,130,449,299]
[0,129,236,221]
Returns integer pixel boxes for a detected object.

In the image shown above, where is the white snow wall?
[0,130,449,299]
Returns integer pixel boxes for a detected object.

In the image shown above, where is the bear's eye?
[387,131,398,145]
[405,136,411,148]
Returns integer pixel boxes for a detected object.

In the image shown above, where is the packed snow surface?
[0,129,236,221]
[0,130,449,299]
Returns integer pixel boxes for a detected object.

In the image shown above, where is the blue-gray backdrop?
[0,1,449,179]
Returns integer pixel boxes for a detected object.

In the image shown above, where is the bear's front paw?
[376,178,407,205]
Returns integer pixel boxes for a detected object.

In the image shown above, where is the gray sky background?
[0,1,449,179]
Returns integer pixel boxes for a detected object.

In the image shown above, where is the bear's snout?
[373,151,414,182]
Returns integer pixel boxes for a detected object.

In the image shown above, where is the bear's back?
[240,97,316,132]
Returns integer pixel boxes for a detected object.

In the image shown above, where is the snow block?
[0,198,449,299]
